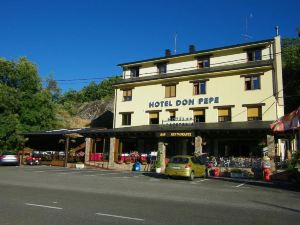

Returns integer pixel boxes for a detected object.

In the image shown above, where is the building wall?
[115,37,284,128]
[123,42,273,79]
[116,70,279,127]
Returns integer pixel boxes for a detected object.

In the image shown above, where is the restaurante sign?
[148,97,219,108]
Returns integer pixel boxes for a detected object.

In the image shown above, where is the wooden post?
[64,136,70,167]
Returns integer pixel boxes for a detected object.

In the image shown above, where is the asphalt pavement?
[0,165,299,225]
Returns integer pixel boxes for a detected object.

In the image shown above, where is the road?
[0,166,299,225]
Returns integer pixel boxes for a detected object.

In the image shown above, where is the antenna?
[241,13,253,40]
[275,26,279,36]
[174,33,177,54]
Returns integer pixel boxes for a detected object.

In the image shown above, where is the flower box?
[76,163,85,169]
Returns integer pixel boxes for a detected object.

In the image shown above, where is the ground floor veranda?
[25,121,298,172]
[80,121,282,172]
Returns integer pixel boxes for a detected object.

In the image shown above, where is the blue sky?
[0,0,299,91]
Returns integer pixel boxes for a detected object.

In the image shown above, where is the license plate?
[172,166,180,169]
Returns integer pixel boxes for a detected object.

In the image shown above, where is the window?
[218,108,231,122]
[245,76,260,90]
[197,57,210,68]
[165,85,176,98]
[247,106,262,121]
[193,109,205,122]
[123,89,132,101]
[157,63,167,74]
[130,67,139,78]
[247,49,262,62]
[193,81,206,95]
[149,112,159,124]
[122,113,132,126]
[169,111,176,121]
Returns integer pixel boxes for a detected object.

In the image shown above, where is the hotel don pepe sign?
[148,97,219,108]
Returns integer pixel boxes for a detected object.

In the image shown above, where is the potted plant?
[230,168,243,178]
[155,150,162,173]
[75,161,85,169]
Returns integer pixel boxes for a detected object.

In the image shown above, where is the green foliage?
[0,57,56,150]
[155,150,162,168]
[282,38,300,113]
[58,76,121,115]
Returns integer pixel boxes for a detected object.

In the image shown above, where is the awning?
[270,107,300,132]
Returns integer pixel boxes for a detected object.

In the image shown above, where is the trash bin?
[213,167,220,177]
[133,161,141,172]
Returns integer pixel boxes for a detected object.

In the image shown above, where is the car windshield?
[2,151,16,155]
[170,157,189,164]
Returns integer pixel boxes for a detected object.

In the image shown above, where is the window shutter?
[170,85,176,97]
[165,86,170,97]
[218,108,229,116]
[149,112,158,119]
[248,107,259,117]
[170,111,176,117]
[193,110,204,116]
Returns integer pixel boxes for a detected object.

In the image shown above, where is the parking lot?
[1,165,300,225]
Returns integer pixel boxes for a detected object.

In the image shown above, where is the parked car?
[0,151,19,166]
[165,155,206,181]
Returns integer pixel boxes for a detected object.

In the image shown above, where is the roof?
[117,38,273,67]
[115,60,272,86]
[77,121,273,135]
[25,121,272,137]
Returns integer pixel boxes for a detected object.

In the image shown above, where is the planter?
[230,173,244,178]
[156,168,161,173]
[75,163,85,169]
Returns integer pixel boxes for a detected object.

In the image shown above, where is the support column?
[194,136,203,156]
[108,137,116,168]
[85,138,92,163]
[267,135,276,172]
[213,139,219,156]
[158,141,166,172]
[64,136,70,167]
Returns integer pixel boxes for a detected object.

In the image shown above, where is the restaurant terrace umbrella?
[270,107,300,132]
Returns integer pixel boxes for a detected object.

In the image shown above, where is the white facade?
[114,37,284,128]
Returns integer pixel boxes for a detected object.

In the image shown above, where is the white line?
[25,203,62,210]
[95,213,144,221]
[200,179,208,182]
[235,183,246,188]
[83,174,96,177]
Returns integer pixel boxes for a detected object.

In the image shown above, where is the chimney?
[189,45,196,53]
[165,49,171,57]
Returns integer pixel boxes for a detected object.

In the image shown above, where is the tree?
[282,38,300,113]
[0,57,56,150]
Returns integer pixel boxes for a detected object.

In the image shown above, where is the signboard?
[157,132,194,137]
[148,97,219,109]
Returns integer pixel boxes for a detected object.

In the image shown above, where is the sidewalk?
[210,176,300,191]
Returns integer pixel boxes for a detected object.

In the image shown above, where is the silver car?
[0,151,19,166]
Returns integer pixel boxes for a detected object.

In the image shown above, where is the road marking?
[197,179,208,182]
[95,213,144,221]
[83,174,96,177]
[25,203,62,210]
[34,171,45,173]
[235,183,246,188]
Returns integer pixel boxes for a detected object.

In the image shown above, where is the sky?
[0,0,299,92]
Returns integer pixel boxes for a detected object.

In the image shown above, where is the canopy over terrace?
[77,121,273,137]
[77,121,273,161]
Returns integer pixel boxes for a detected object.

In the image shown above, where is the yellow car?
[165,155,206,181]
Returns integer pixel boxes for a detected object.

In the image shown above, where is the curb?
[210,176,299,190]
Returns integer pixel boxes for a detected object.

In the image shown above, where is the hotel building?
[108,36,284,170]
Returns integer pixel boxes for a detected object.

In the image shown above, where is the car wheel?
[189,171,195,181]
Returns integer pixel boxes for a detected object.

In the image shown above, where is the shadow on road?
[253,200,300,213]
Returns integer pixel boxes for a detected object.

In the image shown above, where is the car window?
[2,151,16,155]
[170,157,189,164]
